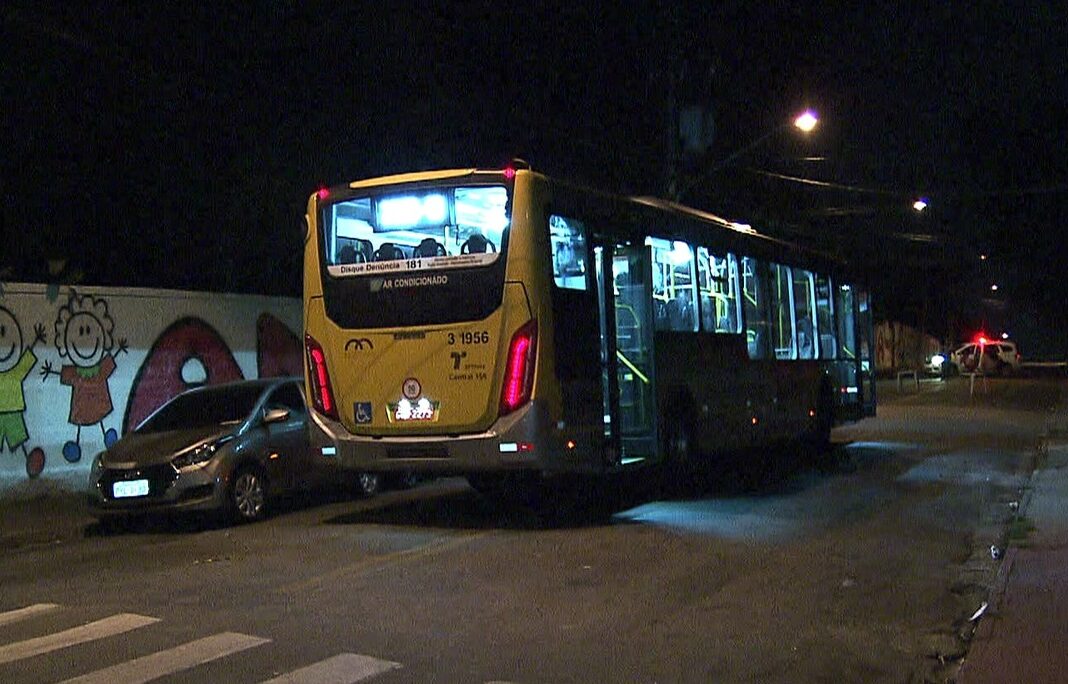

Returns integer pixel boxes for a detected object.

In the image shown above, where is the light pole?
[676,109,819,202]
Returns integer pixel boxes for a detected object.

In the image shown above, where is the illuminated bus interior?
[324,185,509,276]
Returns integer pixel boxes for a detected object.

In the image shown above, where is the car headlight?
[171,436,233,470]
[930,354,945,366]
[90,454,105,475]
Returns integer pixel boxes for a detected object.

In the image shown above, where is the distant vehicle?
[923,351,949,376]
[88,377,337,524]
[950,339,1020,375]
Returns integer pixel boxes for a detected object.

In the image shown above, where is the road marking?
[61,631,271,684]
[0,603,60,627]
[259,653,402,683]
[278,531,488,595]
[0,613,160,665]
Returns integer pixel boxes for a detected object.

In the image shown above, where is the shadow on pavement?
[321,442,866,531]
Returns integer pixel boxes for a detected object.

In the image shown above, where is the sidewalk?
[0,479,94,550]
[959,406,1068,682]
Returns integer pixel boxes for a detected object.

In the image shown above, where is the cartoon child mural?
[40,291,127,463]
[0,306,48,478]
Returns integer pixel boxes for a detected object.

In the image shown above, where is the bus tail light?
[305,334,338,420]
[500,319,537,416]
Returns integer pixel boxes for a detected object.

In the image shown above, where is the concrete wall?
[0,283,301,493]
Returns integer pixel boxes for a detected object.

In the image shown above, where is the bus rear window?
[323,185,510,277]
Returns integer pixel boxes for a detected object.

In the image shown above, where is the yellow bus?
[302,164,874,489]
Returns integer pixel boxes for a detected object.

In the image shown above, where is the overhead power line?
[748,168,1068,200]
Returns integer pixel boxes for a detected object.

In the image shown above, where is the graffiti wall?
[0,282,301,493]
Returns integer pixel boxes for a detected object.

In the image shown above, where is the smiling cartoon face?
[63,312,106,368]
[0,307,23,373]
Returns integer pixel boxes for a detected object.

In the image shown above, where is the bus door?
[595,242,657,465]
[857,289,876,416]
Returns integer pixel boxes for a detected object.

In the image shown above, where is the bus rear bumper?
[308,400,604,475]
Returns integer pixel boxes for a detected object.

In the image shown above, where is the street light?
[794,110,819,133]
[677,109,819,201]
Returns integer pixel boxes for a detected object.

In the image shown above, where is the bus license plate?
[113,479,150,498]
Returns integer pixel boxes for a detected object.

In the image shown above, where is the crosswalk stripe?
[0,613,160,665]
[0,603,61,627]
[259,653,402,684]
[61,631,271,684]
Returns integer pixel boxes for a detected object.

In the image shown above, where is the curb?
[0,492,94,551]
[956,431,1049,680]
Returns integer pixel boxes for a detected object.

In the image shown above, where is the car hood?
[102,426,236,468]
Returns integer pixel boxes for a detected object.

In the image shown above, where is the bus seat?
[414,238,447,257]
[461,234,496,254]
[373,242,404,262]
[356,239,373,263]
[337,244,359,264]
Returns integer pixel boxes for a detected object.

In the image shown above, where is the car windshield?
[136,384,264,433]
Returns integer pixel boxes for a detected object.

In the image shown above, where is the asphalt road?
[0,376,1060,683]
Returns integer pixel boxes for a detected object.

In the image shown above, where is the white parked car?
[950,340,1020,375]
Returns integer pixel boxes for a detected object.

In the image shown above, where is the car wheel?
[356,471,381,497]
[229,466,267,523]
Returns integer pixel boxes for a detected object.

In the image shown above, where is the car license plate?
[113,479,150,498]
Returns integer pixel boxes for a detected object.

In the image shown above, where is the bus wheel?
[661,403,695,475]
[664,415,692,466]
[807,381,835,468]
[468,473,544,508]
[467,473,509,498]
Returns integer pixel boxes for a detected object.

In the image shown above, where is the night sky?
[3,3,1066,351]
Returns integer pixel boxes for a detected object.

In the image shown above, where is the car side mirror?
[264,407,291,424]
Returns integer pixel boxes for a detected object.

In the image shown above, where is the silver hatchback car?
[88,377,330,524]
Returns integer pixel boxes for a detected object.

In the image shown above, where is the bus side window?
[792,267,817,359]
[699,247,741,334]
[836,284,857,359]
[742,256,770,359]
[548,214,588,290]
[815,274,837,359]
[645,237,697,332]
[768,262,796,360]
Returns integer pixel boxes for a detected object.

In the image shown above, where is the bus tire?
[807,379,835,466]
[661,396,696,474]
[468,472,546,510]
[467,473,507,497]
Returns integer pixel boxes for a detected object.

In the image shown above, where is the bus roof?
[323,164,853,279]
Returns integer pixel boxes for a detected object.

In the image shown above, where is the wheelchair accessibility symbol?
[354,402,373,423]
